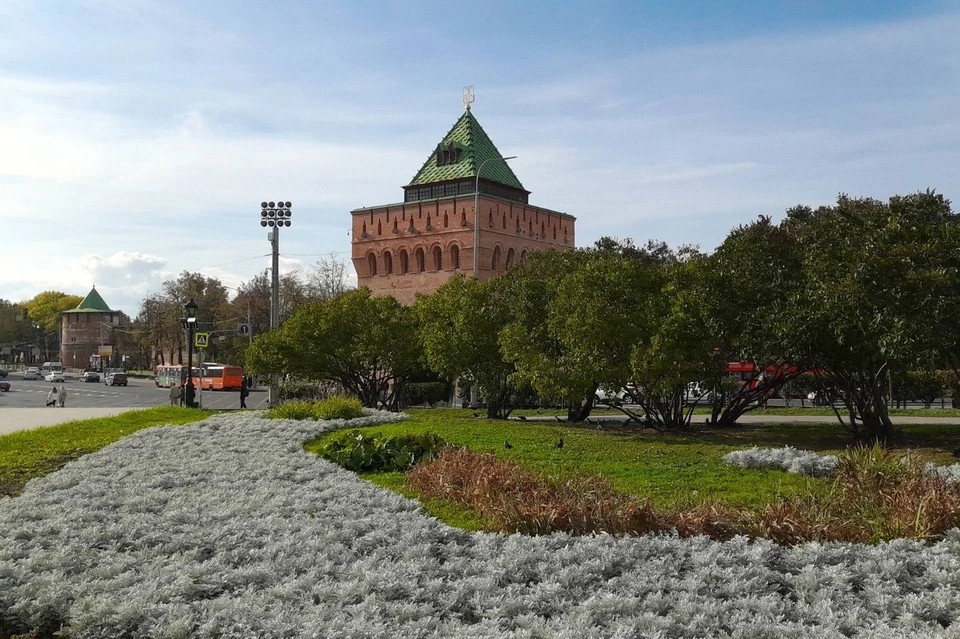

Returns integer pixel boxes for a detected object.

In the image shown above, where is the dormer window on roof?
[435,142,463,167]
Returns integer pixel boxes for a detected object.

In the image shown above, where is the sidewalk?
[0,408,135,436]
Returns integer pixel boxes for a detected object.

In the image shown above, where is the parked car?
[23,367,42,380]
[0,369,8,378]
[44,371,65,383]
[81,371,100,383]
[105,372,128,387]
[0,380,9,392]
[595,387,634,404]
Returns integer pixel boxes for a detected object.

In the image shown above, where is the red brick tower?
[60,286,121,370]
[351,106,576,305]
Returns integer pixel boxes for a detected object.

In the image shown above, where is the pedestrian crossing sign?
[194,332,210,348]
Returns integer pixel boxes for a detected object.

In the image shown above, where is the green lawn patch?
[305,410,960,519]
[0,406,213,497]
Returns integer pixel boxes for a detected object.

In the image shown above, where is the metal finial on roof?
[462,85,475,111]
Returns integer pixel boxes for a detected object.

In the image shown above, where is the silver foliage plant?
[3,413,960,637]
[723,446,839,477]
[925,462,960,485]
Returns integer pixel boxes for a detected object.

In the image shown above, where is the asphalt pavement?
[0,371,269,435]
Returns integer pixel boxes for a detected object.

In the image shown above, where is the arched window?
[520,250,527,263]
[415,248,425,272]
[367,252,378,276]
[450,245,460,270]
[443,213,449,228]
[384,250,393,275]
[432,246,443,271]
[492,246,502,271]
[505,248,515,268]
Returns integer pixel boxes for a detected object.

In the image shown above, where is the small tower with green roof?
[351,97,576,305]
[60,286,123,370]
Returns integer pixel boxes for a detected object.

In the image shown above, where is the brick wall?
[351,195,575,305]
[60,312,119,369]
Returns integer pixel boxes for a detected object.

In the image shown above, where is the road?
[0,372,269,410]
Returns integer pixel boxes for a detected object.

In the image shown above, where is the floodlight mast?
[258,200,292,407]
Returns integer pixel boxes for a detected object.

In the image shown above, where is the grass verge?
[305,409,960,527]
[0,406,214,497]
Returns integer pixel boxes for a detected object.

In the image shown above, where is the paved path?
[0,407,135,436]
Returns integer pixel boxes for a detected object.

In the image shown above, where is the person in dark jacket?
[240,378,249,409]
[185,381,196,408]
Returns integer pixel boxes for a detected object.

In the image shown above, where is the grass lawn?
[513,405,960,418]
[0,406,214,497]
[305,408,960,526]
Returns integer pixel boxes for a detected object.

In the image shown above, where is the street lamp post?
[473,156,516,278]
[470,155,515,409]
[259,201,292,407]
[181,299,197,407]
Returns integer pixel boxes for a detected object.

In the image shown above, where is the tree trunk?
[567,394,595,422]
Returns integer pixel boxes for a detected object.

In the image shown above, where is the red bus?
[155,363,244,391]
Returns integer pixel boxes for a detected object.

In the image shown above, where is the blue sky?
[2,0,959,314]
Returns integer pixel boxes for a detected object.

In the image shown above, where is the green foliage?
[22,291,83,332]
[401,382,449,407]
[268,401,322,421]
[318,430,448,473]
[413,275,518,418]
[0,406,212,497]
[246,289,421,409]
[268,396,364,421]
[314,396,364,420]
[781,191,959,441]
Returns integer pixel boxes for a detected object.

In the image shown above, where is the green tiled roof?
[408,110,525,191]
[65,286,112,313]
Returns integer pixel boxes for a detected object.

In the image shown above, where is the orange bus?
[199,364,244,391]
[155,363,244,391]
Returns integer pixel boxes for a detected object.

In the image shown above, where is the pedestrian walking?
[45,386,57,407]
[185,380,196,408]
[57,385,67,408]
[169,382,181,407]
[179,383,186,407]
[240,378,249,409]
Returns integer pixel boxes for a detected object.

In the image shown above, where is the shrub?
[314,396,364,420]
[268,396,364,421]
[320,430,447,473]
[268,401,319,421]
[407,448,668,536]
[723,446,838,477]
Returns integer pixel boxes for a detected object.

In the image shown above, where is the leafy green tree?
[246,289,420,409]
[782,191,958,442]
[498,249,600,421]
[414,275,519,419]
[22,291,83,333]
[697,217,805,424]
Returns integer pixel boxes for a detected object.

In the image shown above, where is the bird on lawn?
[472,412,480,418]
[504,440,514,449]
[555,438,564,449]
[554,416,564,423]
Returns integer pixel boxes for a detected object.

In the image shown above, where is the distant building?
[60,286,121,370]
[351,106,576,305]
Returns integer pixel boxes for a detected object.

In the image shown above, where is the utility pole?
[260,201,292,407]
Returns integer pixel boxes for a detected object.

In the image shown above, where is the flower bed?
[2,412,960,637]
